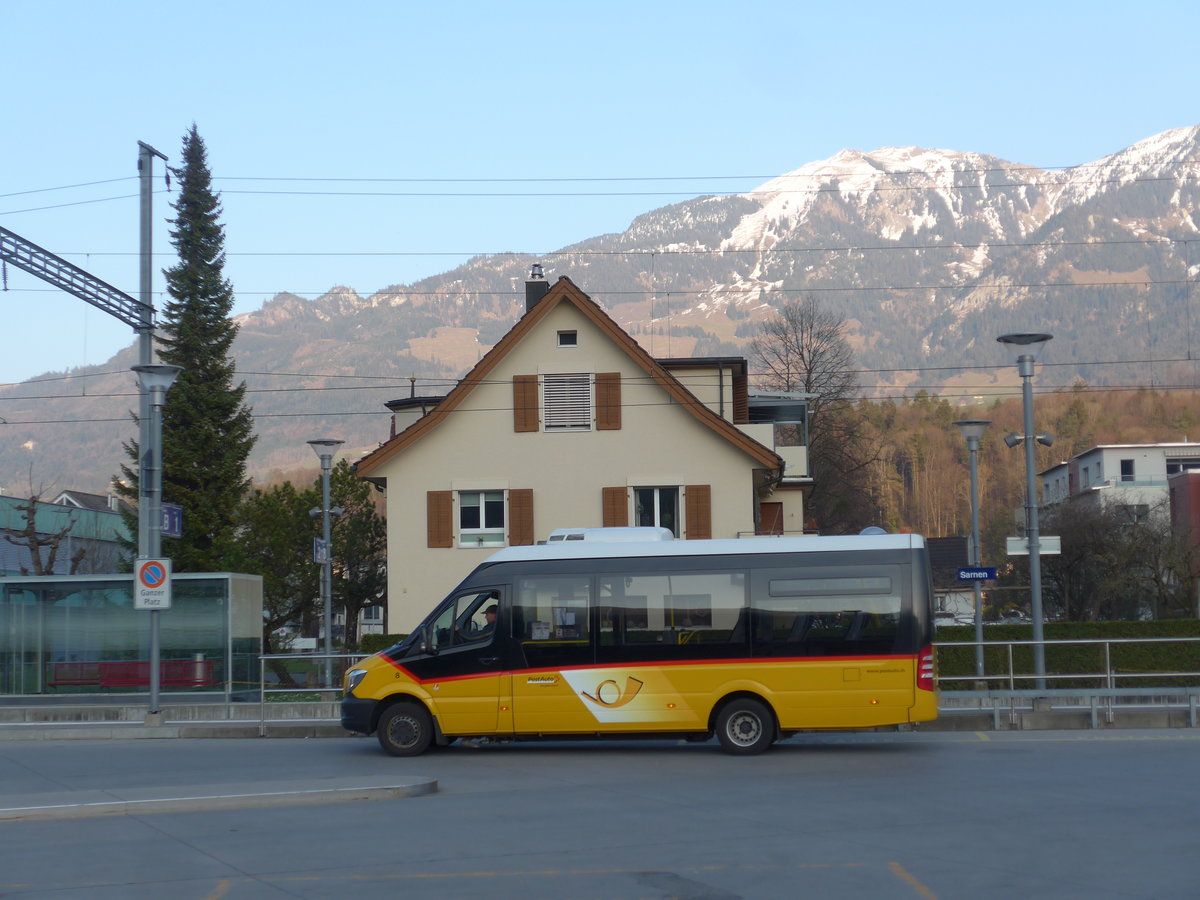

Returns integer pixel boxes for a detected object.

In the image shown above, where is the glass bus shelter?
[0,573,262,698]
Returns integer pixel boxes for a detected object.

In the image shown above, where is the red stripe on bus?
[379,652,920,686]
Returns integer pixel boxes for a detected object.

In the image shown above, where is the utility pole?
[137,141,169,719]
[137,142,168,558]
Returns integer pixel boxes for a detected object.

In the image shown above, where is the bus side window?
[597,572,746,663]
[753,568,904,656]
[428,590,500,650]
[515,575,592,668]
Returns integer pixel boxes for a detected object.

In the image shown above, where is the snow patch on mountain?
[1046,125,1200,214]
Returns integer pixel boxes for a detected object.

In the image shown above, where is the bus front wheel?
[377,702,434,757]
[715,698,775,755]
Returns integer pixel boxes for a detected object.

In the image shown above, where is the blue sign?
[160,503,183,539]
[958,567,997,582]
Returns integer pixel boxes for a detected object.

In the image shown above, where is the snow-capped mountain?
[4,126,1199,493]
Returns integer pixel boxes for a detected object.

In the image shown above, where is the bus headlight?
[345,668,367,695]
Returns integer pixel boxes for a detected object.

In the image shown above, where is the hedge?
[936,620,1200,688]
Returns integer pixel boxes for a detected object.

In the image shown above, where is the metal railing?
[935,636,1200,691]
[258,652,362,735]
[935,636,1200,728]
[254,641,1200,735]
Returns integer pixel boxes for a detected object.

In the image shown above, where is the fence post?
[259,656,266,738]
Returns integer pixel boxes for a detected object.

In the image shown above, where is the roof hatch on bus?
[546,526,675,543]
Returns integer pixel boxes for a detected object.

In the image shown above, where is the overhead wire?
[0,354,1196,395]
[2,159,1196,399]
[5,378,1200,428]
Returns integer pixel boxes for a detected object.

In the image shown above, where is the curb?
[0,775,437,822]
[0,721,350,740]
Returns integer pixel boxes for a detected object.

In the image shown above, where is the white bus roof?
[485,533,926,564]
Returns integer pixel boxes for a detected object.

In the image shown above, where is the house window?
[542,373,592,431]
[1120,459,1135,483]
[635,486,680,536]
[362,605,383,623]
[459,490,506,547]
[557,330,578,348]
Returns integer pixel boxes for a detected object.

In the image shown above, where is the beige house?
[355,272,810,632]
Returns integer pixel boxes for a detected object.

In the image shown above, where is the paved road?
[1,730,1198,899]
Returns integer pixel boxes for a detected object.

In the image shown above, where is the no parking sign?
[134,558,172,609]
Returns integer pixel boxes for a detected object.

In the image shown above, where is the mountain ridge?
[2,125,1198,496]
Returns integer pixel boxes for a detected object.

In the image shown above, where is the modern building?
[1040,442,1200,522]
[0,492,130,576]
[355,271,810,632]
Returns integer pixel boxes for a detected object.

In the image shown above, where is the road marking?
[204,880,232,900]
[889,861,938,899]
[975,731,991,741]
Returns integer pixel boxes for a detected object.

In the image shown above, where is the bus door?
[509,574,599,733]
[407,587,508,736]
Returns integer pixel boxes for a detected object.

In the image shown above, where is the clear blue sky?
[3,0,1198,384]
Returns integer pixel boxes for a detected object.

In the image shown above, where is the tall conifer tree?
[117,125,256,571]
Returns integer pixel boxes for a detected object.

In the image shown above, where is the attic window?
[558,330,578,348]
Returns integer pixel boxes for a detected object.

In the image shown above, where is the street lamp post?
[133,363,182,716]
[997,332,1053,690]
[308,438,344,685]
[954,419,990,681]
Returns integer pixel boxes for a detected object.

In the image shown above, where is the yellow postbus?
[341,531,937,755]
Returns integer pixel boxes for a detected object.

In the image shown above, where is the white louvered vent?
[542,373,592,431]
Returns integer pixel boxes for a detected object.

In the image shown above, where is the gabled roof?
[51,490,127,514]
[356,276,781,477]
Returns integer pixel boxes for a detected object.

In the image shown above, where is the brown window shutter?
[684,485,712,540]
[732,375,749,424]
[595,372,622,430]
[759,501,783,536]
[427,491,453,548]
[513,375,539,432]
[602,487,629,527]
[508,489,535,546]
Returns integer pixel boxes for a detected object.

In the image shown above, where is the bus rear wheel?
[715,698,775,755]
[377,703,434,757]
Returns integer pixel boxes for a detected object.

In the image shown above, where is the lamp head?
[1036,433,1055,447]
[997,332,1053,359]
[953,419,991,442]
[132,364,183,393]
[307,438,345,460]
[1004,432,1023,449]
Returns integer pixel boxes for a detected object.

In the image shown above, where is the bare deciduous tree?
[1,477,85,576]
[751,298,858,419]
[1040,499,1195,621]
[752,297,879,534]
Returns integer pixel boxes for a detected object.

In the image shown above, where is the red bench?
[48,660,215,689]
[47,662,102,688]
